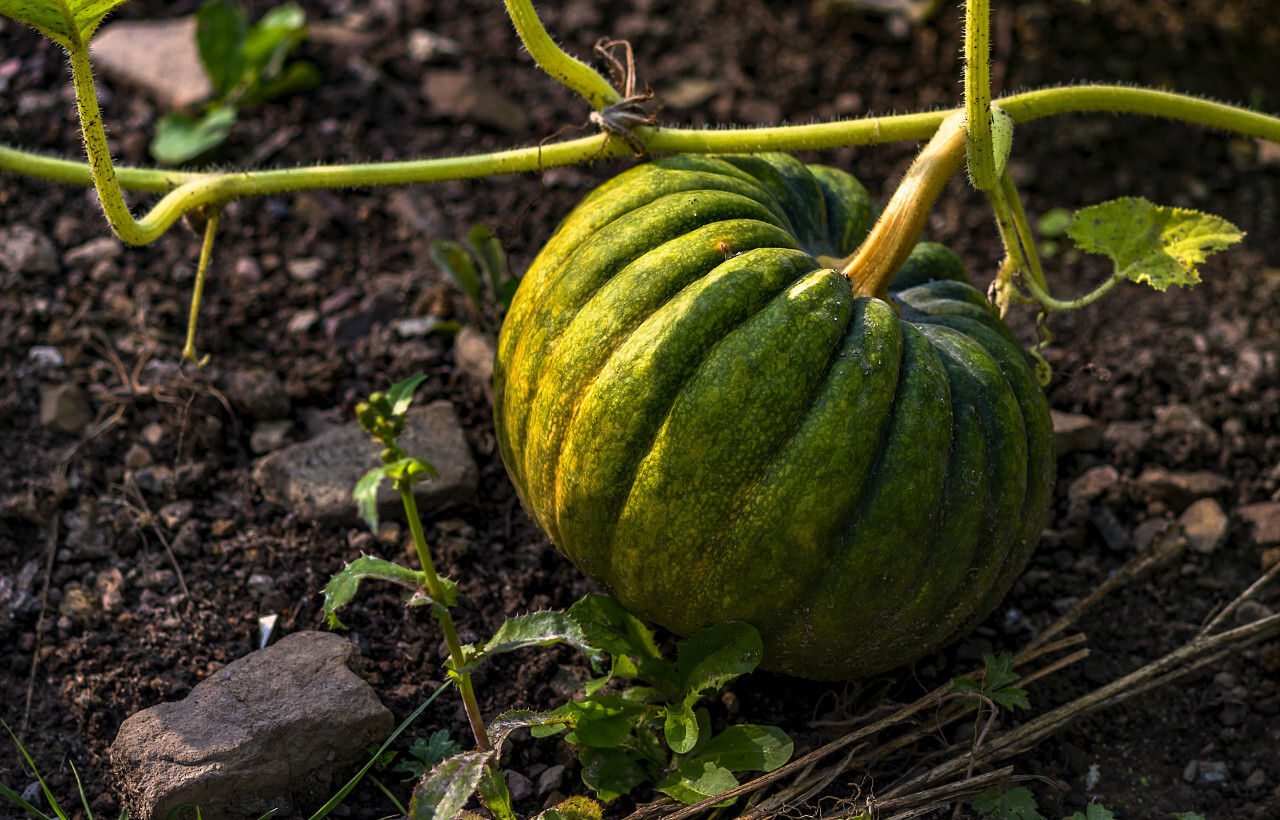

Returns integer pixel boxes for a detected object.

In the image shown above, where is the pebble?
[287,257,325,282]
[222,368,291,421]
[65,237,122,267]
[1133,466,1232,509]
[455,326,495,400]
[1237,502,1280,545]
[288,309,320,334]
[1179,498,1229,554]
[1103,420,1151,454]
[504,770,532,801]
[171,521,201,558]
[95,568,125,613]
[1068,465,1120,503]
[59,587,97,625]
[537,764,565,795]
[1245,769,1267,789]
[422,70,530,133]
[1051,409,1103,456]
[158,500,194,530]
[1198,761,1229,782]
[1234,600,1275,625]
[1153,403,1219,450]
[124,444,154,470]
[250,420,294,454]
[1262,547,1280,572]
[140,422,167,447]
[246,573,274,595]
[0,224,58,275]
[39,383,94,436]
[89,18,213,109]
[28,346,64,368]
[1088,506,1127,551]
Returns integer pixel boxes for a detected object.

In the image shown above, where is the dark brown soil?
[2,1,1279,818]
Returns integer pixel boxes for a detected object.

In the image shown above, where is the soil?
[2,0,1279,818]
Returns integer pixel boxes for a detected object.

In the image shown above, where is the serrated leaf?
[578,747,648,802]
[407,751,492,820]
[1068,197,1243,291]
[431,239,482,308]
[973,786,1043,820]
[392,730,463,780]
[322,554,429,629]
[387,374,429,417]
[486,709,574,752]
[655,759,739,806]
[196,0,247,96]
[0,0,131,48]
[1081,804,1115,820]
[535,796,604,820]
[983,653,1020,691]
[663,701,698,754]
[568,594,677,692]
[689,725,793,772]
[676,621,762,701]
[477,763,517,820]
[464,609,605,672]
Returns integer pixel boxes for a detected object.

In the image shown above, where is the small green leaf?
[477,763,518,820]
[407,750,492,820]
[1038,207,1073,238]
[535,796,604,820]
[392,730,463,780]
[487,709,574,753]
[676,621,762,701]
[387,374,429,418]
[1078,804,1116,820]
[990,106,1014,179]
[578,747,648,802]
[240,59,322,106]
[149,107,239,166]
[973,786,1044,820]
[465,609,605,672]
[689,725,793,773]
[468,224,507,299]
[655,759,739,806]
[1171,813,1206,820]
[1068,197,1243,291]
[384,456,439,487]
[431,239,482,309]
[0,0,131,48]
[353,466,388,530]
[241,1,306,78]
[196,0,247,96]
[663,701,699,754]
[568,594,677,691]
[323,554,429,628]
[566,695,649,748]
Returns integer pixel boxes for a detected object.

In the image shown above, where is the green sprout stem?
[398,481,491,753]
[183,207,221,366]
[502,0,621,111]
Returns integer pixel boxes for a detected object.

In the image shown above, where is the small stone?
[252,401,479,524]
[110,632,393,820]
[1183,759,1199,783]
[1180,498,1229,554]
[1068,465,1120,503]
[1245,769,1267,789]
[504,770,532,801]
[1052,409,1103,456]
[90,18,213,110]
[1134,466,1231,509]
[1198,761,1229,782]
[661,78,722,110]
[158,500,194,530]
[222,368,291,421]
[1234,600,1276,625]
[95,568,125,613]
[171,521,201,558]
[455,326,495,400]
[140,422,167,447]
[376,520,402,547]
[1088,506,1127,551]
[537,764,565,795]
[28,346,64,368]
[250,420,294,454]
[246,573,274,595]
[325,290,400,344]
[423,70,529,133]
[288,310,320,334]
[65,237,122,268]
[407,29,461,63]
[1262,547,1280,572]
[211,519,236,538]
[0,224,58,275]
[1103,420,1151,454]
[59,587,97,625]
[1153,403,1219,450]
[1237,502,1280,545]
[131,466,174,495]
[287,257,325,282]
[125,444,154,471]
[39,383,94,436]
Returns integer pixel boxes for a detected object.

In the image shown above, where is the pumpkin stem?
[841,111,968,299]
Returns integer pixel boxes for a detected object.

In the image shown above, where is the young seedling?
[951,653,1031,780]
[429,224,519,333]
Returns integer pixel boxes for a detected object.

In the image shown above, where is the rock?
[111,632,393,820]
[252,401,478,524]
[96,568,126,613]
[0,224,58,275]
[1179,498,1229,554]
[59,586,97,625]
[1102,420,1151,455]
[1088,506,1127,551]
[288,309,320,334]
[455,326,495,400]
[90,18,213,110]
[504,769,532,801]
[407,29,462,63]
[1263,547,1280,572]
[1133,466,1231,509]
[40,383,95,435]
[1051,410,1103,456]
[325,289,401,344]
[537,764,566,795]
[1153,403,1219,450]
[423,70,530,133]
[221,368,290,420]
[1245,769,1268,789]
[1067,465,1120,503]
[286,257,325,282]
[250,420,294,454]
[125,443,154,470]
[28,346,64,369]
[1197,761,1229,783]
[158,500,194,530]
[65,237,122,268]
[1238,502,1280,545]
[1234,600,1275,625]
[661,78,722,110]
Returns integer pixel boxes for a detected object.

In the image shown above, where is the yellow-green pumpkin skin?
[493,154,1053,680]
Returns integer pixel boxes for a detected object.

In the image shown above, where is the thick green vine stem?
[502,0,621,111]
[963,0,997,192]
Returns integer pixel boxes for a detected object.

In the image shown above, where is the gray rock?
[1245,768,1267,789]
[40,383,94,435]
[1133,466,1231,509]
[537,763,566,795]
[286,257,325,282]
[1179,498,1229,554]
[250,419,294,454]
[1237,502,1280,545]
[1234,600,1275,625]
[423,70,530,133]
[111,631,393,820]
[0,224,58,275]
[455,326,495,400]
[65,236,122,268]
[504,769,532,801]
[222,368,291,421]
[1153,403,1218,450]
[1102,419,1151,454]
[1051,409,1103,456]
[159,500,194,530]
[252,401,478,524]
[1067,465,1119,503]
[90,18,213,110]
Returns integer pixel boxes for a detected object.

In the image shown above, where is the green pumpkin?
[493,154,1053,680]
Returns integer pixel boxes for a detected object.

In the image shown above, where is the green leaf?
[431,239,483,309]
[676,621,762,701]
[990,106,1014,179]
[477,763,518,820]
[0,0,131,48]
[392,730,463,780]
[468,224,507,299]
[384,455,439,487]
[1068,197,1243,291]
[486,709,574,753]
[1038,207,1073,238]
[149,107,239,166]
[407,751,492,820]
[568,594,676,691]
[578,747,648,802]
[566,695,650,748]
[689,725,793,773]
[354,466,388,530]
[196,0,247,96]
[973,787,1044,820]
[663,701,699,754]
[655,759,739,806]
[240,59,322,106]
[465,609,605,672]
[1171,814,1206,820]
[241,1,306,79]
[1074,804,1115,820]
[388,374,429,418]
[322,554,431,629]
[535,796,604,820]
